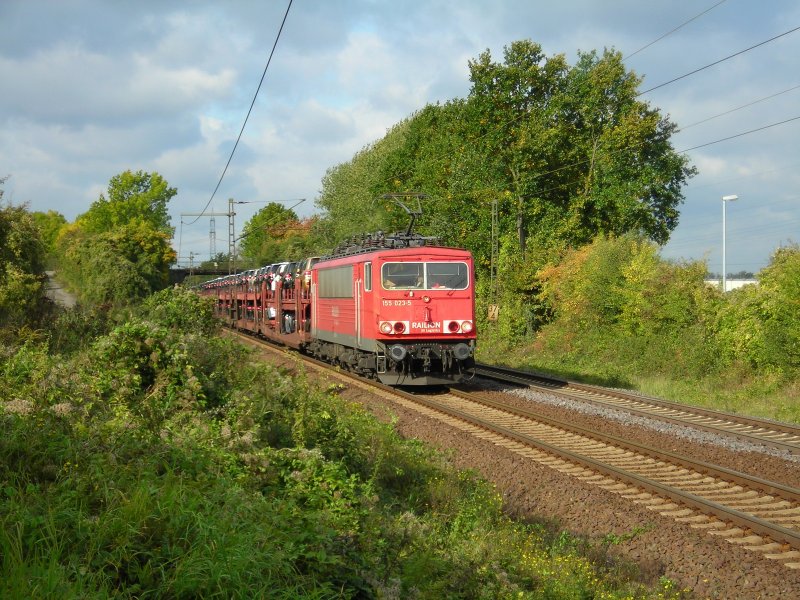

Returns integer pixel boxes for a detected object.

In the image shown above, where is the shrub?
[140,287,217,336]
[715,245,800,374]
[502,234,726,383]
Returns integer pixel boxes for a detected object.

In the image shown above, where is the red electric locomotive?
[198,231,476,386]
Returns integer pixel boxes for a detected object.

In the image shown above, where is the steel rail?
[414,389,800,550]
[448,388,800,503]
[474,363,800,455]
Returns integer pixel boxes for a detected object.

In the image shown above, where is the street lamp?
[722,194,738,292]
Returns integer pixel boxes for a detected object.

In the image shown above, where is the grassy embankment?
[480,337,800,424]
[0,287,686,598]
[477,238,800,425]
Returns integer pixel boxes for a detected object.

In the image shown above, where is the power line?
[677,84,800,131]
[624,0,728,60]
[679,115,800,152]
[637,25,800,96]
[486,114,800,201]
[187,0,293,226]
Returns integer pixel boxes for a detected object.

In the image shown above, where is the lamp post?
[722,194,738,292]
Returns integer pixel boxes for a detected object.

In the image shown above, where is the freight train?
[197,231,476,385]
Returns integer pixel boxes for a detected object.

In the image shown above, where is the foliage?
[0,288,680,598]
[238,203,322,265]
[479,235,800,422]
[314,119,418,249]
[715,245,800,374]
[491,235,723,382]
[47,304,117,355]
[31,210,68,263]
[56,171,178,306]
[77,170,175,236]
[0,196,50,332]
[139,286,217,336]
[312,41,696,352]
[315,40,694,274]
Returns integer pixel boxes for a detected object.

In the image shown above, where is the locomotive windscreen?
[382,262,468,290]
[426,262,468,289]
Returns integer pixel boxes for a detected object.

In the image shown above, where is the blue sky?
[1,0,798,274]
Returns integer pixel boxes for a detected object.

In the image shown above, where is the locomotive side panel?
[313,264,358,348]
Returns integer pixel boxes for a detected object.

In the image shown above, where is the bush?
[715,245,800,374]
[525,235,721,380]
[140,287,217,337]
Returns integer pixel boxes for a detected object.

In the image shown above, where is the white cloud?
[1,0,798,270]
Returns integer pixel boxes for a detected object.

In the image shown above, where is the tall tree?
[239,202,299,264]
[315,39,695,268]
[58,170,178,304]
[78,170,176,236]
[314,119,421,247]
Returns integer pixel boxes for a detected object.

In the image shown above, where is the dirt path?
[44,271,77,308]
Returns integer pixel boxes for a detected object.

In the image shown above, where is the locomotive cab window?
[382,263,424,290]
[382,262,469,290]
[426,262,468,290]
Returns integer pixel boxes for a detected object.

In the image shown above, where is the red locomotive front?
[310,244,476,385]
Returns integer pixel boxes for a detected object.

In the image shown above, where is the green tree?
[59,222,175,305]
[239,202,300,264]
[78,170,176,236]
[315,40,694,269]
[450,41,695,257]
[314,119,421,247]
[314,40,696,342]
[31,210,67,264]
[58,170,178,304]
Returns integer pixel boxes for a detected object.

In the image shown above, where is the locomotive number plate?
[382,299,412,307]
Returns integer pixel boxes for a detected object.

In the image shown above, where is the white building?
[704,278,758,292]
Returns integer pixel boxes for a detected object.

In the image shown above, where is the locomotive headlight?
[447,320,461,333]
[379,322,393,334]
[460,320,474,333]
[393,321,406,334]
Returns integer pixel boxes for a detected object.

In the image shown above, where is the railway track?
[228,331,800,569]
[474,363,800,456]
[407,387,800,569]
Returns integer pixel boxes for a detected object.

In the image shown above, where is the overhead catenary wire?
[623,0,728,60]
[363,14,797,204]
[180,4,792,269]
[462,113,800,203]
[637,24,800,96]
[679,116,800,153]
[686,160,800,190]
[186,0,293,226]
[677,84,800,131]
